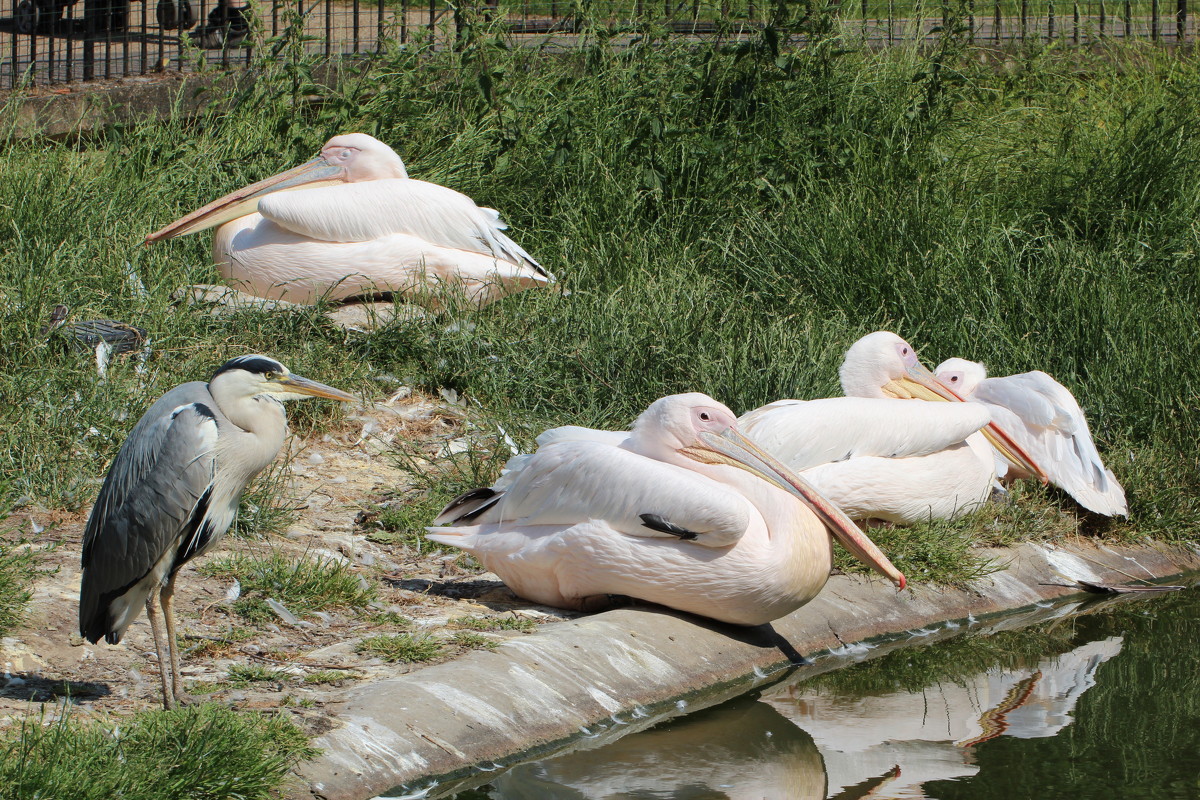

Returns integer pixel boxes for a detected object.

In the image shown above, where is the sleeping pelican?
[427,393,905,626]
[739,332,1000,524]
[145,133,552,308]
[934,358,1128,517]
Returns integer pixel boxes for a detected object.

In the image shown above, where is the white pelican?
[427,393,905,626]
[934,358,1129,516]
[739,332,1006,524]
[740,397,996,524]
[145,133,552,308]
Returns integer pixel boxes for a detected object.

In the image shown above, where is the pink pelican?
[739,332,1003,524]
[934,358,1128,516]
[427,393,905,626]
[145,133,552,308]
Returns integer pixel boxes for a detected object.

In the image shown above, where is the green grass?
[0,705,316,800]
[227,663,293,687]
[0,517,38,638]
[450,630,500,649]
[357,633,446,662]
[449,615,540,632]
[203,551,377,623]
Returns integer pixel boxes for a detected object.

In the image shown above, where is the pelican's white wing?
[534,425,630,449]
[432,440,751,547]
[971,372,1128,516]
[739,397,991,471]
[257,179,545,273]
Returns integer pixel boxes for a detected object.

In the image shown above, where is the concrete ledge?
[291,538,1200,800]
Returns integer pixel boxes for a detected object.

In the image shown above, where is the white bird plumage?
[934,358,1128,517]
[427,393,905,626]
[739,332,998,525]
[147,133,552,308]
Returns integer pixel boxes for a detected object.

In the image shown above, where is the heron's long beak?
[682,428,906,590]
[275,373,357,403]
[884,360,1046,481]
[144,156,346,243]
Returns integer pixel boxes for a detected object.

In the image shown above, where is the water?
[448,586,1200,799]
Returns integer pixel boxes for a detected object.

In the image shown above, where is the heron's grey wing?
[739,397,990,470]
[433,440,751,547]
[974,372,1128,516]
[258,180,546,275]
[80,385,221,642]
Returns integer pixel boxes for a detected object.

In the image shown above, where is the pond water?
[446,585,1200,799]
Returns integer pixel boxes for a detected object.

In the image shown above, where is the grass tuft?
[203,551,376,623]
[0,704,316,800]
[448,615,539,633]
[357,633,444,663]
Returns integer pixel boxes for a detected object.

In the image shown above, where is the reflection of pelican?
[934,358,1128,516]
[767,636,1123,797]
[146,133,552,308]
[489,699,828,800]
[427,393,904,626]
[740,331,997,524]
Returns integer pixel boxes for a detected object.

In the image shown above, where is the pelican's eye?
[699,412,711,421]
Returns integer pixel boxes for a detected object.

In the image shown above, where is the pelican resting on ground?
[78,356,356,708]
[145,133,552,309]
[427,393,905,626]
[740,398,995,524]
[738,331,1003,524]
[934,358,1128,517]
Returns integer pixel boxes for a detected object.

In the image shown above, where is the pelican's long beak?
[145,156,346,243]
[273,373,357,403]
[682,428,907,590]
[885,360,1046,482]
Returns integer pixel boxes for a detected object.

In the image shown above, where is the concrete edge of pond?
[292,539,1200,800]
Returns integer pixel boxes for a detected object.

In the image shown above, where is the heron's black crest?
[212,355,285,380]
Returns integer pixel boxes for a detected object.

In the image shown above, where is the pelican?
[739,332,1007,524]
[145,133,553,309]
[740,397,996,524]
[934,358,1128,516]
[79,355,356,708]
[427,393,905,626]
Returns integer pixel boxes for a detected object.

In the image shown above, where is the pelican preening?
[427,393,905,627]
[934,359,1128,517]
[146,134,553,309]
[78,356,356,708]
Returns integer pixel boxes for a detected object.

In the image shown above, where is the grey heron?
[78,355,356,708]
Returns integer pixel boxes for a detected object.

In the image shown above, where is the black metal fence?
[0,0,1194,88]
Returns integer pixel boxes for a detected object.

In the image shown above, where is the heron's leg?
[160,574,183,704]
[144,594,174,710]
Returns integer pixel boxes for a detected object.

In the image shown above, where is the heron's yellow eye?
[265,371,279,380]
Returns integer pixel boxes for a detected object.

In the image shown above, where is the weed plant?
[0,704,315,800]
[202,550,376,622]
[0,18,1196,582]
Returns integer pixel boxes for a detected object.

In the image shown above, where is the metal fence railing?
[0,0,1193,89]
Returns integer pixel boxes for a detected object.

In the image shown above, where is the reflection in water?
[490,701,826,799]
[457,589,1200,800]
[767,636,1122,798]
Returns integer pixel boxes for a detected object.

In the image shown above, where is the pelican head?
[209,355,358,404]
[839,331,960,402]
[933,358,989,397]
[633,393,906,590]
[145,133,407,243]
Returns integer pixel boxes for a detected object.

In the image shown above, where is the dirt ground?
[0,388,580,726]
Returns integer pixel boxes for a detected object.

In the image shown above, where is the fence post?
[1152,0,1159,39]
[1178,0,1186,40]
